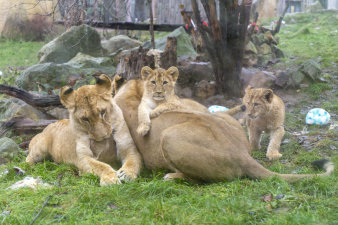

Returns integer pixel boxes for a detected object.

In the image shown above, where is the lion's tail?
[245,158,334,182]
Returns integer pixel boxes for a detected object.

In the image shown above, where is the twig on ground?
[29,195,51,225]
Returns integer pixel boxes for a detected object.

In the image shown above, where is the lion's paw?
[136,122,150,136]
[266,152,282,160]
[150,110,161,119]
[163,173,185,181]
[100,172,121,186]
[117,168,138,183]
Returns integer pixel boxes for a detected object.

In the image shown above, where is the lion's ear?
[166,66,179,82]
[263,89,273,103]
[93,74,112,94]
[141,66,153,80]
[112,74,126,95]
[60,86,75,109]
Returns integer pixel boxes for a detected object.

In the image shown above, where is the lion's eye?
[100,109,106,117]
[81,117,89,122]
[163,81,168,85]
[151,81,156,85]
[254,103,260,107]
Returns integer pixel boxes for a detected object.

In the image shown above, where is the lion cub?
[242,86,285,160]
[137,66,182,136]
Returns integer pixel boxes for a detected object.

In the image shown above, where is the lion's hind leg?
[26,133,50,165]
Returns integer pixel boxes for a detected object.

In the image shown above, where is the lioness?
[242,86,285,160]
[114,77,333,182]
[27,74,142,186]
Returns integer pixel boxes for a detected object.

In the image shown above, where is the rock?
[194,80,216,99]
[264,31,277,45]
[143,27,197,61]
[0,98,49,122]
[257,43,272,55]
[177,62,214,87]
[245,41,258,54]
[15,60,115,91]
[240,68,276,89]
[305,1,324,13]
[66,52,113,68]
[252,33,268,46]
[175,85,193,98]
[275,71,289,88]
[257,54,273,66]
[300,59,321,80]
[271,45,285,58]
[288,70,305,88]
[101,35,142,55]
[0,137,20,164]
[38,25,105,64]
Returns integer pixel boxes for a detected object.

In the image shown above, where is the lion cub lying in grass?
[242,86,285,160]
[137,66,184,136]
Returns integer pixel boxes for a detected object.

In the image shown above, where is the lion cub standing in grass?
[242,86,285,160]
[137,66,183,136]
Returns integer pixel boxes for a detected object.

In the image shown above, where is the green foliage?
[305,83,332,100]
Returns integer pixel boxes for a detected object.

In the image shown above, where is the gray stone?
[300,59,321,80]
[38,25,106,64]
[258,43,272,55]
[275,71,289,88]
[0,98,49,123]
[0,137,20,164]
[143,27,197,61]
[101,35,142,55]
[194,80,216,99]
[177,62,214,87]
[66,52,113,68]
[245,41,258,54]
[240,68,276,89]
[272,45,285,58]
[252,33,268,46]
[288,70,305,88]
[15,60,115,91]
[257,54,273,66]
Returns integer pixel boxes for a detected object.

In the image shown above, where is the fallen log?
[54,20,185,32]
[0,84,62,108]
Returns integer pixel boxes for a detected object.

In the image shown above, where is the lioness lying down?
[114,73,334,182]
[27,74,142,186]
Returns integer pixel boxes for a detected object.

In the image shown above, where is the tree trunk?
[191,0,252,97]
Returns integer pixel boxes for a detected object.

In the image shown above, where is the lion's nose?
[156,91,162,95]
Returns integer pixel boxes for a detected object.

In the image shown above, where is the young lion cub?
[137,66,182,136]
[242,86,285,160]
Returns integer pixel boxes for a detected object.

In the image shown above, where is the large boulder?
[240,68,276,89]
[0,98,49,122]
[0,137,20,164]
[177,62,214,87]
[143,27,197,61]
[16,53,115,91]
[102,35,142,55]
[38,25,106,64]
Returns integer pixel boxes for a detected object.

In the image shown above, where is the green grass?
[0,39,43,70]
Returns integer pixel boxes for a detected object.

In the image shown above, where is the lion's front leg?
[113,104,142,182]
[75,136,120,186]
[150,102,181,119]
[266,126,284,160]
[248,126,262,152]
[137,100,152,136]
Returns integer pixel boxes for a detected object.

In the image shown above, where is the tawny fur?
[114,79,333,182]
[137,66,209,136]
[243,86,285,160]
[27,75,142,186]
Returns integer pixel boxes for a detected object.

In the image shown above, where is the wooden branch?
[200,0,211,24]
[208,0,222,41]
[272,2,290,35]
[0,84,62,108]
[54,20,184,32]
[148,0,155,49]
[29,195,52,225]
[1,116,57,135]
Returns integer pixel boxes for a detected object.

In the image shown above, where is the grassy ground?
[0,11,337,225]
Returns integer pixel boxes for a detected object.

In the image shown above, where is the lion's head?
[242,86,274,120]
[140,66,179,101]
[60,74,114,141]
